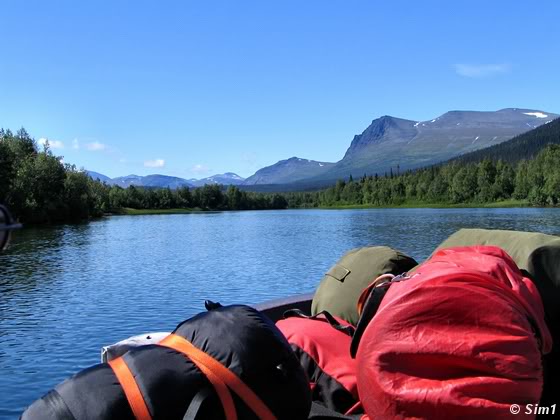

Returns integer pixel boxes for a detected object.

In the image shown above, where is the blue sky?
[1,0,559,179]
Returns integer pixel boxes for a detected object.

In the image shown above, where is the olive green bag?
[433,228,560,408]
[433,228,560,327]
[311,246,418,325]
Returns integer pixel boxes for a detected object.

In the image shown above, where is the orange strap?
[108,357,152,420]
[160,334,277,420]
[179,350,237,420]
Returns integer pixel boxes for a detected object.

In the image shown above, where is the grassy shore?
[317,199,530,210]
[115,200,533,215]
[117,208,203,215]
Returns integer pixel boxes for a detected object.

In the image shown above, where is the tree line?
[282,144,560,208]
[1,128,107,223]
[2,127,560,224]
[108,184,288,213]
[0,128,287,223]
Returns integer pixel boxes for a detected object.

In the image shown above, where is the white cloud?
[454,63,510,78]
[144,159,165,168]
[38,137,65,149]
[191,164,210,174]
[72,139,80,150]
[85,141,107,151]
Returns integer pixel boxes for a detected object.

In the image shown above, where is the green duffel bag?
[311,246,418,325]
[434,228,560,408]
[433,228,560,320]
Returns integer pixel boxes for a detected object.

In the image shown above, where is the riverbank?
[316,199,530,210]
[117,208,203,215]
[113,200,532,216]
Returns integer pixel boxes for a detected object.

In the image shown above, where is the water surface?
[1,208,559,417]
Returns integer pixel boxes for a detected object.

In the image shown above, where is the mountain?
[189,173,245,187]
[310,108,558,183]
[85,171,243,189]
[243,157,335,185]
[85,172,194,188]
[85,108,558,191]
[107,174,193,188]
[86,171,112,183]
[141,175,193,189]
[110,174,144,187]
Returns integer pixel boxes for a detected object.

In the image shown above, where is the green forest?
[0,128,288,223]
[2,126,560,224]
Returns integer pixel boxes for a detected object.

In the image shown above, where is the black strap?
[350,282,392,358]
[283,309,356,337]
[183,387,213,420]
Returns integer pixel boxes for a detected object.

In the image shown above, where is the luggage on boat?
[433,229,560,303]
[311,246,417,325]
[433,228,560,321]
[434,228,560,407]
[354,246,552,420]
[276,312,359,415]
[22,305,311,420]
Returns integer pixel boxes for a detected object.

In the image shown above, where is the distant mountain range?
[88,108,558,190]
[86,172,245,188]
[246,108,557,188]
[187,173,245,187]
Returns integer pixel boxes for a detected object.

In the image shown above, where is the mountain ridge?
[242,157,335,185]
[88,107,558,189]
[306,107,558,183]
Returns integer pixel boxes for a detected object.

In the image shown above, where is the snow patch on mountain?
[524,112,548,118]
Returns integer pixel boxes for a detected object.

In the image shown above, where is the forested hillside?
[453,117,560,165]
[283,144,560,208]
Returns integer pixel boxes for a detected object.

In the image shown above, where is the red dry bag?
[356,246,552,420]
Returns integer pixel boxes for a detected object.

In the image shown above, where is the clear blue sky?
[1,0,559,179]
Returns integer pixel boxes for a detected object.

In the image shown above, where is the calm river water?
[1,208,559,417]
